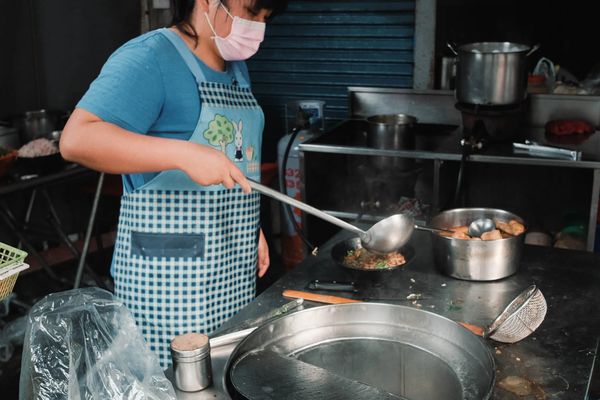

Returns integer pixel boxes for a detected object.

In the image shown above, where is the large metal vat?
[225,303,495,399]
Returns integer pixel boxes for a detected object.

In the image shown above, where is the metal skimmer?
[485,285,547,343]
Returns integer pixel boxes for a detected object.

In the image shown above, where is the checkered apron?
[112,28,263,368]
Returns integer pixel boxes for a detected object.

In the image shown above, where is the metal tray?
[331,237,415,271]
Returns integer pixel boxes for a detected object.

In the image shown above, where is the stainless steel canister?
[171,333,212,392]
[22,109,57,143]
[440,56,457,90]
[366,114,417,171]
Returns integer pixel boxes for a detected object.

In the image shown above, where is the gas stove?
[456,101,528,150]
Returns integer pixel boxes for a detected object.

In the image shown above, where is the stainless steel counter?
[175,230,600,399]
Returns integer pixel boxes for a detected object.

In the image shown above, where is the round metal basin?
[225,303,495,400]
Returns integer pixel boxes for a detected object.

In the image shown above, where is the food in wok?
[344,248,406,270]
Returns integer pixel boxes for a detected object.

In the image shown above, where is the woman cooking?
[60,0,288,367]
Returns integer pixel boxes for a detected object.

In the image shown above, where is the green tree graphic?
[203,114,234,153]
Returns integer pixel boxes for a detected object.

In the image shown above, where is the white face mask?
[204,1,266,61]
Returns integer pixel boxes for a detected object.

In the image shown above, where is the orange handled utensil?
[282,289,361,304]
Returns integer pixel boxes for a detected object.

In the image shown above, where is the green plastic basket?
[0,242,28,301]
[0,242,27,271]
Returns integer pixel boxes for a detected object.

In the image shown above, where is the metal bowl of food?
[431,208,525,281]
[331,237,415,271]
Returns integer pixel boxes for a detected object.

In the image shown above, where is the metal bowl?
[431,208,525,281]
[331,237,415,271]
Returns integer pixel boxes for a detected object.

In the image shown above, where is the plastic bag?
[19,287,176,400]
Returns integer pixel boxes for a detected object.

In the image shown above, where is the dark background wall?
[435,0,599,84]
[0,0,140,246]
[0,0,140,118]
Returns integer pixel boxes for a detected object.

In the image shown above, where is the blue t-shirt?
[77,29,250,193]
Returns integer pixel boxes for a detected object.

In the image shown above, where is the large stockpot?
[431,208,525,281]
[225,303,495,400]
[451,42,538,106]
[366,114,417,171]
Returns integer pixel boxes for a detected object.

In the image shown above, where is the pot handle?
[526,43,540,57]
[447,42,458,56]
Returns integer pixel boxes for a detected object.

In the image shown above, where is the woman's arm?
[60,108,250,192]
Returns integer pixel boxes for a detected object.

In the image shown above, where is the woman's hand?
[178,142,251,193]
[257,229,270,278]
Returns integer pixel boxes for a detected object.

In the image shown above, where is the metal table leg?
[0,203,65,283]
[432,159,442,215]
[17,189,37,248]
[43,195,106,289]
[74,173,105,289]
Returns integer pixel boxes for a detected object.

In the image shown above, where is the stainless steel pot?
[225,303,495,400]
[431,208,525,281]
[17,109,68,143]
[450,42,538,105]
[366,114,417,171]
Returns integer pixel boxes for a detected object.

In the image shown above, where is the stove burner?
[356,162,420,212]
[460,134,483,151]
[456,101,528,142]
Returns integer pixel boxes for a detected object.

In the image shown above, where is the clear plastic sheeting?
[19,287,176,400]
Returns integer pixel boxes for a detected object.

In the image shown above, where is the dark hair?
[171,0,288,45]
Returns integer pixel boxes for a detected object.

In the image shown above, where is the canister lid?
[171,333,211,359]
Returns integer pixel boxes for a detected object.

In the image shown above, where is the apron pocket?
[131,231,205,258]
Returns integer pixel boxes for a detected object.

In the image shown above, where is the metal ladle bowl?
[467,218,496,237]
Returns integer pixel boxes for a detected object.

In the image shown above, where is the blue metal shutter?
[247,0,416,160]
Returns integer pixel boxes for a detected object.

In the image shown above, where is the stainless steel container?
[171,333,212,392]
[225,303,495,399]
[440,56,457,90]
[22,109,57,143]
[452,42,537,105]
[366,114,417,171]
[431,208,525,281]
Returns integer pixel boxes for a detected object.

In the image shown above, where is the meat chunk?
[495,219,525,236]
[451,225,469,234]
[451,230,471,240]
[508,220,525,236]
[481,229,503,241]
